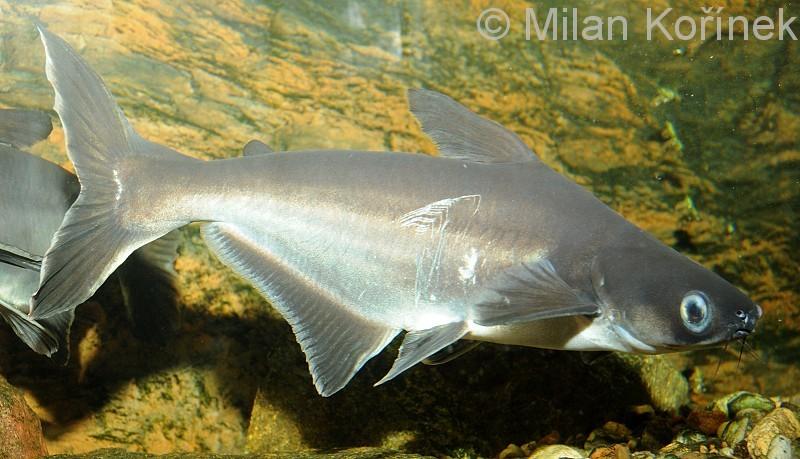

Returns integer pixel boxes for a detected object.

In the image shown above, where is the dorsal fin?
[408,88,537,164]
[202,222,400,396]
[243,140,273,156]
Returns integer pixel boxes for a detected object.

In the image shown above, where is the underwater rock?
[685,409,727,435]
[713,391,777,417]
[672,429,706,445]
[764,435,793,459]
[657,441,698,457]
[588,444,631,459]
[611,354,690,412]
[746,408,800,459]
[718,415,753,449]
[0,375,47,459]
[45,447,433,458]
[497,443,526,459]
[245,347,693,455]
[584,421,633,451]
[528,444,586,459]
[494,393,800,459]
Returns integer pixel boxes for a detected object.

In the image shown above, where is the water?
[0,0,797,456]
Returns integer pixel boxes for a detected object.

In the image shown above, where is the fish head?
[592,241,761,353]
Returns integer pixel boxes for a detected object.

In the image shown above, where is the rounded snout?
[732,304,762,339]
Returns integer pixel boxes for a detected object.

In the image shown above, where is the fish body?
[32,28,761,396]
[145,151,628,346]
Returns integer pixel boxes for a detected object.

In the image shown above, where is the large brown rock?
[0,374,47,459]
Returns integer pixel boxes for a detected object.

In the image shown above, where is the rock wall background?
[0,0,797,456]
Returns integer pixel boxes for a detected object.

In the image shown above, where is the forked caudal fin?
[31,27,195,319]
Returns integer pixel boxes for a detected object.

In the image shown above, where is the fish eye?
[680,291,712,333]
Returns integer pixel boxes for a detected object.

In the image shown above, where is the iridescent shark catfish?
[0,109,180,356]
[0,109,76,355]
[31,28,761,396]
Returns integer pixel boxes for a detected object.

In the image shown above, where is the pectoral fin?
[423,340,481,365]
[375,321,469,386]
[580,351,613,365]
[473,258,599,327]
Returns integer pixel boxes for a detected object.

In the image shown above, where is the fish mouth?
[732,328,752,339]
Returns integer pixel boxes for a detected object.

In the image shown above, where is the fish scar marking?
[398,195,481,307]
[398,194,481,233]
[458,247,479,285]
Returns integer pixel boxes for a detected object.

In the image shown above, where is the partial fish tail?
[0,303,72,357]
[31,27,195,319]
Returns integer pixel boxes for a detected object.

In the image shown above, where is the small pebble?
[687,410,728,435]
[631,405,655,416]
[715,391,776,417]
[675,429,707,445]
[720,416,751,446]
[597,444,630,459]
[529,444,585,459]
[747,408,800,459]
[765,435,792,459]
[520,441,538,456]
[538,430,561,445]
[603,421,632,440]
[498,443,525,459]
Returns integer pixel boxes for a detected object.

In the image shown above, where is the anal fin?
[202,223,399,396]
